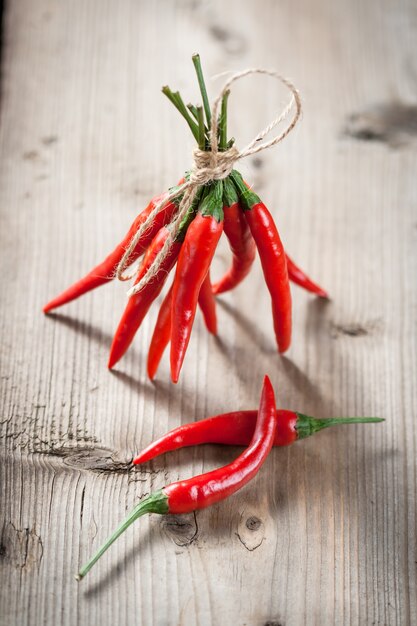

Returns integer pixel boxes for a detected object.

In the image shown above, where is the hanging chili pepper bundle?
[44,55,328,382]
[133,410,384,465]
[76,375,277,580]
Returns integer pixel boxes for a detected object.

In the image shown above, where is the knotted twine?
[116,69,302,297]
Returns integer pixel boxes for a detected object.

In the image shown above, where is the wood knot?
[236,511,265,551]
[246,516,262,531]
[161,513,198,547]
[345,102,417,148]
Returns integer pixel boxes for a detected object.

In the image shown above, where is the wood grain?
[0,0,416,624]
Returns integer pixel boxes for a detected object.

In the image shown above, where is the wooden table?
[1,1,416,624]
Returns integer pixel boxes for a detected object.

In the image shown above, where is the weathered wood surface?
[1,0,416,624]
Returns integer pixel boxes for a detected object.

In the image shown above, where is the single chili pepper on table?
[133,411,383,465]
[170,181,224,383]
[76,375,277,580]
[230,170,292,353]
[42,184,184,313]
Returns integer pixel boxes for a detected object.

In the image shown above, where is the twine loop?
[116,68,302,297]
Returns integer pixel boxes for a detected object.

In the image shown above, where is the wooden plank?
[0,0,416,624]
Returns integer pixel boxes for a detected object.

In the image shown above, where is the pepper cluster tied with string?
[43,54,328,382]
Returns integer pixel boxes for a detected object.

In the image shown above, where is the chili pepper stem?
[192,53,211,129]
[161,86,200,143]
[76,490,169,581]
[219,90,230,151]
[295,414,384,440]
[196,106,205,150]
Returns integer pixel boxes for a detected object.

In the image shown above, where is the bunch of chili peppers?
[76,376,383,580]
[44,55,328,383]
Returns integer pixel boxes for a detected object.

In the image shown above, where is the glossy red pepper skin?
[231,172,291,352]
[43,188,182,313]
[133,409,383,465]
[147,285,173,380]
[134,409,297,464]
[108,227,181,369]
[197,271,217,334]
[170,213,223,383]
[285,254,328,298]
[212,201,256,295]
[162,375,276,513]
[147,272,217,380]
[244,202,292,352]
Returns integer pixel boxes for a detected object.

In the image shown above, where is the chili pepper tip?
[42,301,56,313]
[107,357,116,370]
[317,289,330,299]
[107,349,121,369]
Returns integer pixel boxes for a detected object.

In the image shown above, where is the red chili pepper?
[147,273,216,380]
[231,171,292,353]
[170,182,224,383]
[76,375,277,580]
[285,254,328,298]
[197,271,217,334]
[108,188,202,369]
[240,178,327,298]
[212,178,256,295]
[107,227,181,369]
[215,178,327,299]
[133,411,383,465]
[43,184,184,313]
[147,285,173,380]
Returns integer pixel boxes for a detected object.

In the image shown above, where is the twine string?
[116,69,302,297]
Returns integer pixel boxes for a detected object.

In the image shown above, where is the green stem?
[295,414,384,440]
[187,103,199,122]
[196,106,206,150]
[174,91,199,131]
[219,90,230,151]
[223,176,238,208]
[188,103,209,136]
[199,180,224,222]
[192,54,211,129]
[230,169,261,210]
[76,490,169,581]
[162,86,200,143]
